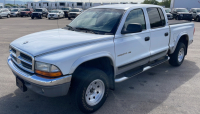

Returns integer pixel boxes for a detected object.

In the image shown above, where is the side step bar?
[115,56,170,83]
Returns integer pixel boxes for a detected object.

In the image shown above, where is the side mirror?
[121,23,143,34]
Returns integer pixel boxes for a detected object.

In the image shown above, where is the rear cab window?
[147,7,166,29]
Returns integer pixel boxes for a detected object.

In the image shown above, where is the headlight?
[35,61,62,77]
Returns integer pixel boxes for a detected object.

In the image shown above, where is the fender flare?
[170,32,189,54]
[68,51,116,75]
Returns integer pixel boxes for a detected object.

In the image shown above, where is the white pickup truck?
[8,4,194,113]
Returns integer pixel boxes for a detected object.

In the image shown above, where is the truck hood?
[10,29,114,56]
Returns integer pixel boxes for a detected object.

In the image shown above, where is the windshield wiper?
[66,25,75,31]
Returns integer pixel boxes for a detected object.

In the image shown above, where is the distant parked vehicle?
[48,10,64,19]
[0,8,10,18]
[60,7,72,18]
[165,8,173,20]
[190,8,200,22]
[172,8,192,21]
[31,8,48,19]
[10,8,24,17]
[20,8,33,17]
[68,8,83,20]
[4,6,11,10]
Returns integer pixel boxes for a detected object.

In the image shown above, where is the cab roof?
[92,4,162,10]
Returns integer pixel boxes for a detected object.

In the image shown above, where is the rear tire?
[169,42,186,66]
[31,16,34,19]
[68,17,71,20]
[70,67,109,113]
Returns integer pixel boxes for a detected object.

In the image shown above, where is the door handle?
[165,32,169,36]
[145,37,150,41]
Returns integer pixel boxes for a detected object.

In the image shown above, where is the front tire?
[70,67,109,113]
[7,14,10,18]
[31,16,34,19]
[68,17,71,20]
[169,42,186,66]
[196,17,200,22]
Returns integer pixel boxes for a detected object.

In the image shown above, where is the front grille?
[20,53,32,63]
[70,13,76,16]
[11,48,16,53]
[21,12,26,15]
[50,14,54,16]
[32,13,39,16]
[10,46,34,73]
[21,61,32,69]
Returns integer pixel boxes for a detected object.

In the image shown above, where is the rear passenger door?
[147,7,170,61]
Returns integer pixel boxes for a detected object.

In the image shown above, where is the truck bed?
[168,20,191,25]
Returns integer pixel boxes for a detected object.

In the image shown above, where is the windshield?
[11,9,18,12]
[23,9,30,11]
[34,9,42,12]
[61,8,69,10]
[49,10,59,13]
[70,9,79,12]
[177,9,189,12]
[69,8,124,34]
[165,9,171,13]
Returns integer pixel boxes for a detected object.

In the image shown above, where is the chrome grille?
[10,46,34,73]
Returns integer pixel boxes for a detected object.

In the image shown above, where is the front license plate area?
[16,77,27,92]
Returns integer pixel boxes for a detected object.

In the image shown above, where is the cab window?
[122,8,146,31]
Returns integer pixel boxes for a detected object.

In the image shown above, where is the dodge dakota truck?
[8,4,194,113]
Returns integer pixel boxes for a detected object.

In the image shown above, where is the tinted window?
[158,8,166,26]
[147,8,166,28]
[123,9,146,31]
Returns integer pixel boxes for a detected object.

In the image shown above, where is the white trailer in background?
[51,2,58,10]
[42,2,51,10]
[102,2,110,5]
[85,2,92,9]
[170,0,200,10]
[68,2,74,8]
[58,2,67,9]
[27,2,34,9]
[92,3,101,7]
[74,2,84,9]
[35,2,41,9]
[0,3,4,8]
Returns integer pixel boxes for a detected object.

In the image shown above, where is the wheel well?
[73,57,115,90]
[178,35,189,55]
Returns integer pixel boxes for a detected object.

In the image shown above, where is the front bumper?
[7,57,72,97]
[11,13,17,17]
[48,15,58,19]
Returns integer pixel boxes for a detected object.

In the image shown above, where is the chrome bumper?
[7,56,72,86]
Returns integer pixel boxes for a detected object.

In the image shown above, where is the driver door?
[114,8,151,74]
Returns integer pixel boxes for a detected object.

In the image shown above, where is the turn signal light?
[35,70,62,77]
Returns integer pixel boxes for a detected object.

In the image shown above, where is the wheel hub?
[85,79,105,106]
[178,48,184,62]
